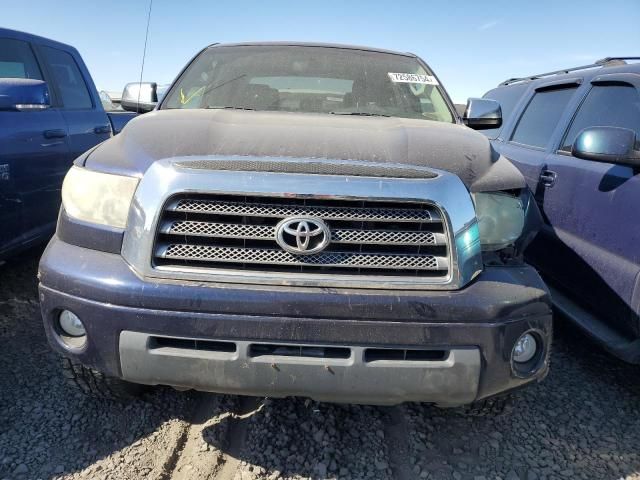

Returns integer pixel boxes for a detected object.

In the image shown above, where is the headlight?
[473,192,525,251]
[62,166,139,228]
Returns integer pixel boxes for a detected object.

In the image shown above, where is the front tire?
[61,356,148,401]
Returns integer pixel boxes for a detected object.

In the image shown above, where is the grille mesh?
[162,244,443,270]
[166,220,439,246]
[170,199,436,222]
[168,221,274,239]
[154,194,450,278]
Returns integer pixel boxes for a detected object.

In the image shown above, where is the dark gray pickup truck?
[39,42,552,411]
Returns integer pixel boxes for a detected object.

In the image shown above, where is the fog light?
[59,310,86,337]
[513,333,537,363]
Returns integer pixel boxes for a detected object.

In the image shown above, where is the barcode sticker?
[388,73,439,85]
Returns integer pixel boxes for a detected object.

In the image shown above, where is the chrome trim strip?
[122,156,482,290]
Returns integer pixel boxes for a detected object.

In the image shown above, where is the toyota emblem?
[275,217,331,255]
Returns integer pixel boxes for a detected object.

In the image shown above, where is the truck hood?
[84,109,524,192]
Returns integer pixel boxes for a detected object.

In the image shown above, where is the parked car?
[39,42,552,411]
[482,57,640,364]
[0,28,155,260]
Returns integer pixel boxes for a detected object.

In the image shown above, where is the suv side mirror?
[463,98,502,130]
[572,126,640,168]
[121,82,157,113]
[0,78,50,111]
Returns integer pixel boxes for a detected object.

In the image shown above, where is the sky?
[2,0,639,103]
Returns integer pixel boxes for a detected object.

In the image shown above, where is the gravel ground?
[0,249,192,480]
[1,248,639,480]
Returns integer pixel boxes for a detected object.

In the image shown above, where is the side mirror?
[463,98,502,130]
[0,78,50,111]
[572,126,640,167]
[120,82,157,113]
[99,90,116,111]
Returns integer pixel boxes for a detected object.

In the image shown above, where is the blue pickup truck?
[0,28,152,260]
[482,58,640,364]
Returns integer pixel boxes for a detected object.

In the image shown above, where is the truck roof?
[207,41,417,58]
[0,27,77,52]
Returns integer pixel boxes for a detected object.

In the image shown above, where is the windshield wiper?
[330,111,391,117]
[201,74,247,96]
[207,106,256,111]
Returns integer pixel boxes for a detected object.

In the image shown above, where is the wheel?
[61,356,148,401]
[461,394,514,417]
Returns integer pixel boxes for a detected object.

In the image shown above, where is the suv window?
[0,38,43,79]
[561,84,640,151]
[41,46,92,109]
[482,83,529,139]
[510,87,576,148]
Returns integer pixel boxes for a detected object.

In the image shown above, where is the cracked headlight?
[473,192,525,251]
[62,166,139,229]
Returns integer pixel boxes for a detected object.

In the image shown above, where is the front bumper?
[39,237,552,406]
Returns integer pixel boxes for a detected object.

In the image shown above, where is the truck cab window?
[510,87,576,148]
[560,85,640,151]
[41,46,92,109]
[0,38,42,79]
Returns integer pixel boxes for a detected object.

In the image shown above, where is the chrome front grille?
[153,194,450,278]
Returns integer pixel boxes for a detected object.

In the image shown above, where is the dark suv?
[39,42,552,409]
[482,57,640,364]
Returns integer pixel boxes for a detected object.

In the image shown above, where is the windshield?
[162,45,454,123]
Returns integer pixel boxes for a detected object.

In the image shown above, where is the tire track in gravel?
[166,393,263,480]
[213,396,264,480]
[382,405,415,480]
[154,419,191,480]
[169,393,235,480]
